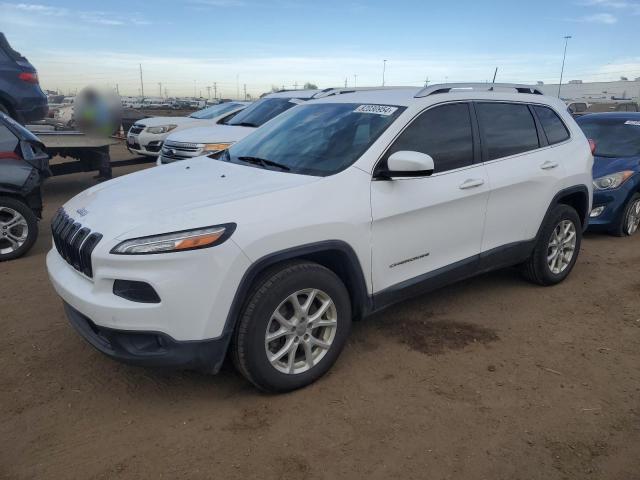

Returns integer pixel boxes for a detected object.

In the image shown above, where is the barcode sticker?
[354,105,398,116]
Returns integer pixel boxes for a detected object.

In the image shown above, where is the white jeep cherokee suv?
[47,84,593,392]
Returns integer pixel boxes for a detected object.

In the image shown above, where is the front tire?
[232,261,352,393]
[523,204,582,286]
[611,193,640,237]
[0,196,38,262]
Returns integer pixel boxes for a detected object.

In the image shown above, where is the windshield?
[224,102,405,176]
[189,103,244,119]
[224,97,305,127]
[578,117,640,157]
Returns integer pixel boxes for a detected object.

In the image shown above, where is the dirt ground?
[1,143,639,479]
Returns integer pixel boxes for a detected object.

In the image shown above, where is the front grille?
[51,209,103,278]
[129,124,145,135]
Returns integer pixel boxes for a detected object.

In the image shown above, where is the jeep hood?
[63,156,318,239]
[166,124,255,144]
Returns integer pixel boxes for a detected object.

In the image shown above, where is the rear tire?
[523,204,581,286]
[232,261,352,393]
[0,196,38,262]
[611,193,640,237]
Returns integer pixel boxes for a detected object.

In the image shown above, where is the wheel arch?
[222,240,371,338]
[546,185,590,232]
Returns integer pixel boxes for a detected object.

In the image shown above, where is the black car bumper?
[15,102,48,124]
[63,302,230,373]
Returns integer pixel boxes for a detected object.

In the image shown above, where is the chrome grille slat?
[51,209,102,278]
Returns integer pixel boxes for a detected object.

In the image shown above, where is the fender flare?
[536,185,591,239]
[220,240,371,339]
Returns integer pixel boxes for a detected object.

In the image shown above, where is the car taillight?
[0,151,20,160]
[588,139,596,155]
[18,72,39,84]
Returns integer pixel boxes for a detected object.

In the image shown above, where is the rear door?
[370,102,489,294]
[477,102,569,252]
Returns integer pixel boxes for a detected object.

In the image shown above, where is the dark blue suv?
[577,112,640,236]
[0,33,48,124]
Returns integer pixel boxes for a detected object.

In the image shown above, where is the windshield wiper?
[238,156,290,171]
[233,122,259,128]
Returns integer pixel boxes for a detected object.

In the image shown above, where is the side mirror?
[378,151,435,179]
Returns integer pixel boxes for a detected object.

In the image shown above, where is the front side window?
[224,103,405,176]
[383,102,474,173]
[477,102,539,161]
[533,105,570,145]
[224,98,304,127]
[189,103,244,119]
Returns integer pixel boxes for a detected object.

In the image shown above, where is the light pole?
[354,74,358,88]
[558,35,572,98]
[382,60,387,86]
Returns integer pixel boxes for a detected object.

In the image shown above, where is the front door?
[370,102,489,295]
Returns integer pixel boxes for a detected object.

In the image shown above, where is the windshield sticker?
[354,104,398,116]
[288,98,305,105]
[624,120,640,126]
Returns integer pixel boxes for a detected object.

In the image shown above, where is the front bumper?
[63,302,230,372]
[127,130,167,157]
[588,181,638,231]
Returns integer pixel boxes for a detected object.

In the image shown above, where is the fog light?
[590,206,605,218]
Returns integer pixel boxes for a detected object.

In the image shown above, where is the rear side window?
[533,106,570,145]
[385,102,474,173]
[477,103,539,161]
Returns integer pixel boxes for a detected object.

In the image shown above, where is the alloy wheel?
[264,288,338,374]
[0,207,29,255]
[547,219,577,275]
[625,199,640,236]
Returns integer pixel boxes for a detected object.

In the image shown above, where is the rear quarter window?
[533,105,570,145]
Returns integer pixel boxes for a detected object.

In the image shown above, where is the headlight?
[593,171,634,190]
[146,124,178,134]
[111,224,236,255]
[202,142,232,153]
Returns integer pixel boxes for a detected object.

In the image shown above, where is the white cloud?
[0,2,150,27]
[571,12,618,23]
[577,0,640,14]
[188,0,247,6]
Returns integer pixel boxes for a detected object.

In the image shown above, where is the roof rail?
[312,86,418,99]
[414,83,544,98]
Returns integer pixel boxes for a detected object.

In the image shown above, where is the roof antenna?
[492,67,498,84]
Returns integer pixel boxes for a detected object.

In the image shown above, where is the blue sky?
[1,0,639,98]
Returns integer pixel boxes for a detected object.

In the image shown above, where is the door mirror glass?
[385,151,435,178]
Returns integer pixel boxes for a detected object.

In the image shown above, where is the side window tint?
[385,103,474,173]
[533,105,570,145]
[477,103,539,160]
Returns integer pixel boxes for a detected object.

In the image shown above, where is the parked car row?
[47,83,601,392]
[126,101,250,157]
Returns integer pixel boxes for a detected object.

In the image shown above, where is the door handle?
[459,178,485,189]
[540,161,559,170]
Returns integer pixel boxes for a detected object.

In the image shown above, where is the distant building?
[538,79,640,101]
